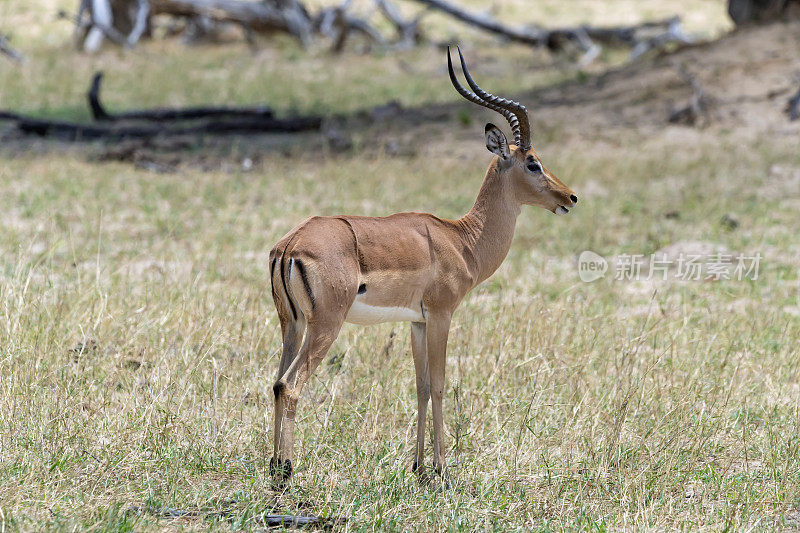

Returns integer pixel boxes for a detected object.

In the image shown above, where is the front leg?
[426,312,452,477]
[410,321,429,477]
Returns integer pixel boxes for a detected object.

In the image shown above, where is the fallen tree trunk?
[88,72,275,121]
[0,111,24,121]
[2,70,319,141]
[150,0,313,45]
[14,114,321,141]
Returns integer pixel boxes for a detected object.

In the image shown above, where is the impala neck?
[459,159,521,286]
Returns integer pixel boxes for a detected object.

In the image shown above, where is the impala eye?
[527,161,541,173]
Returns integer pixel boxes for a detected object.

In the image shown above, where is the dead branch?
[63,0,151,50]
[87,72,274,121]
[407,0,545,46]
[13,114,321,141]
[88,73,112,120]
[630,17,693,59]
[58,7,131,48]
[669,66,715,126]
[340,14,384,47]
[3,67,318,141]
[788,84,800,121]
[150,0,313,46]
[315,0,383,52]
[374,0,423,49]
[571,27,600,67]
[330,3,351,52]
[127,0,150,46]
[0,34,24,63]
[84,0,115,51]
[0,111,23,121]
[408,0,690,63]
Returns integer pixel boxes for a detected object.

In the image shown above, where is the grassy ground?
[2,1,800,531]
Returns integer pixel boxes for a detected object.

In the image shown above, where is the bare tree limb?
[88,73,113,120]
[572,28,600,67]
[127,0,150,45]
[316,0,383,52]
[339,14,384,48]
[84,0,114,51]
[13,114,321,141]
[408,0,691,63]
[668,65,715,126]
[75,0,91,24]
[375,0,424,49]
[150,0,313,46]
[630,17,693,59]
[787,84,800,121]
[87,71,275,121]
[63,0,151,50]
[65,1,92,47]
[330,0,355,52]
[59,7,131,48]
[0,111,24,121]
[407,0,545,45]
[0,34,24,63]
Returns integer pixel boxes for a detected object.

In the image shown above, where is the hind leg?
[271,313,306,477]
[272,314,345,483]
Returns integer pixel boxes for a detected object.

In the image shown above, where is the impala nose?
[570,194,578,204]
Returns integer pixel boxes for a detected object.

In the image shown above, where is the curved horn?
[456,46,532,150]
[447,46,522,148]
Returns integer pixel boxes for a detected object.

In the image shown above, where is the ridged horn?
[455,46,532,150]
[447,47,521,146]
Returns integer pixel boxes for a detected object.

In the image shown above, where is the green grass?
[2,1,800,531]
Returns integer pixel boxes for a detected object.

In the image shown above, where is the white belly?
[345,300,425,325]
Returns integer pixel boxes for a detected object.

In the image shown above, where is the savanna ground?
[2,0,800,530]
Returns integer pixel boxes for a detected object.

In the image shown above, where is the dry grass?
[2,1,800,531]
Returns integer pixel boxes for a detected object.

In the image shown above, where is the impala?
[268,47,577,482]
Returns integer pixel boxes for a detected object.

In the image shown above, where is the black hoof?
[269,457,293,483]
[412,461,432,484]
[434,465,452,488]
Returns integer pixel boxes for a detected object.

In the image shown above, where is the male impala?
[268,47,577,482]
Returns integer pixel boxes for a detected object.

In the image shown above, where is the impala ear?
[484,123,510,159]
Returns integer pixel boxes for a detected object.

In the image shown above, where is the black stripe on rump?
[294,258,315,309]
[269,258,278,302]
[280,252,297,321]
